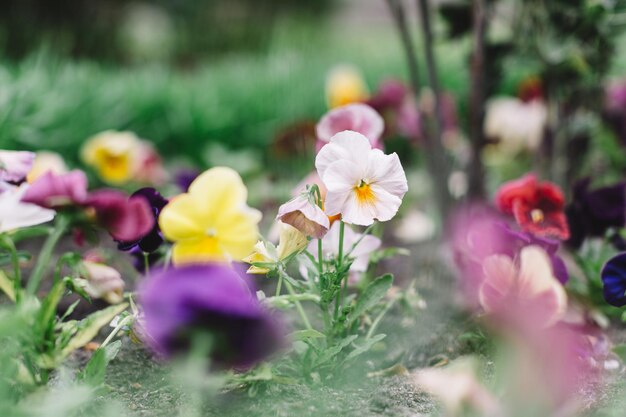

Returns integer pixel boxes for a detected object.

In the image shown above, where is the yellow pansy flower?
[244,223,308,274]
[325,65,369,109]
[81,131,142,184]
[159,167,262,265]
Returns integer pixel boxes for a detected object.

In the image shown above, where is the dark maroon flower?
[117,188,168,253]
[22,170,88,208]
[495,174,570,240]
[86,190,154,242]
[140,264,284,368]
[566,179,626,249]
[367,79,408,113]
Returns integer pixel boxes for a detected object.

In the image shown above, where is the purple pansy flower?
[117,188,168,253]
[174,169,200,193]
[566,179,626,249]
[601,253,626,307]
[140,264,284,368]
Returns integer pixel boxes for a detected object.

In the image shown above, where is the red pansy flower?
[495,174,570,240]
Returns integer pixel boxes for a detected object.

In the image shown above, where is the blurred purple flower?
[174,169,200,193]
[140,264,284,368]
[117,187,168,253]
[0,150,35,183]
[566,179,626,249]
[22,170,88,208]
[85,189,154,242]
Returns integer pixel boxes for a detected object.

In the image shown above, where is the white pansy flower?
[315,130,408,226]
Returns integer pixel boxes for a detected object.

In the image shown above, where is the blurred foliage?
[0,0,335,63]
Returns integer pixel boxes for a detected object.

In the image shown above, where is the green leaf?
[60,303,128,358]
[8,226,52,242]
[369,248,410,264]
[0,271,16,302]
[79,340,122,386]
[343,334,386,362]
[313,335,357,368]
[0,251,31,266]
[348,274,393,326]
[289,329,325,342]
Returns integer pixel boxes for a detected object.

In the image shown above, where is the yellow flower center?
[530,209,544,224]
[354,181,376,205]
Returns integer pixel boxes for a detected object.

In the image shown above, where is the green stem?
[366,298,397,340]
[344,224,375,259]
[279,269,312,330]
[0,235,21,302]
[275,271,283,297]
[143,252,151,277]
[101,315,133,349]
[333,221,346,322]
[26,215,69,296]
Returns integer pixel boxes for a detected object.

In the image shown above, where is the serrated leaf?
[60,303,128,358]
[290,329,325,341]
[348,274,393,325]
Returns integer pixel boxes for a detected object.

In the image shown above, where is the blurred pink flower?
[22,170,88,208]
[86,190,154,242]
[134,142,167,185]
[316,103,384,151]
[0,150,35,183]
[412,358,500,417]
[366,79,408,113]
[479,245,567,328]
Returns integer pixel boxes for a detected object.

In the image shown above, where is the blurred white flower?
[484,97,547,155]
[412,358,500,417]
[393,209,436,244]
[0,184,55,233]
[82,260,125,304]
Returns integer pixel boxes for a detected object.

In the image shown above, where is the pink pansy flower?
[0,150,35,183]
[316,103,384,151]
[85,190,154,242]
[315,130,408,226]
[22,170,88,208]
[277,192,329,239]
[0,184,55,233]
[479,245,567,328]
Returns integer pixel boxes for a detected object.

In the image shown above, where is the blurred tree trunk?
[467,0,487,199]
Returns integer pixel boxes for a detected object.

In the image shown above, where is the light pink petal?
[315,131,371,179]
[350,235,382,272]
[316,103,384,145]
[366,150,409,198]
[368,184,403,222]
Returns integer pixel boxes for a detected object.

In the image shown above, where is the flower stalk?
[26,214,70,296]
